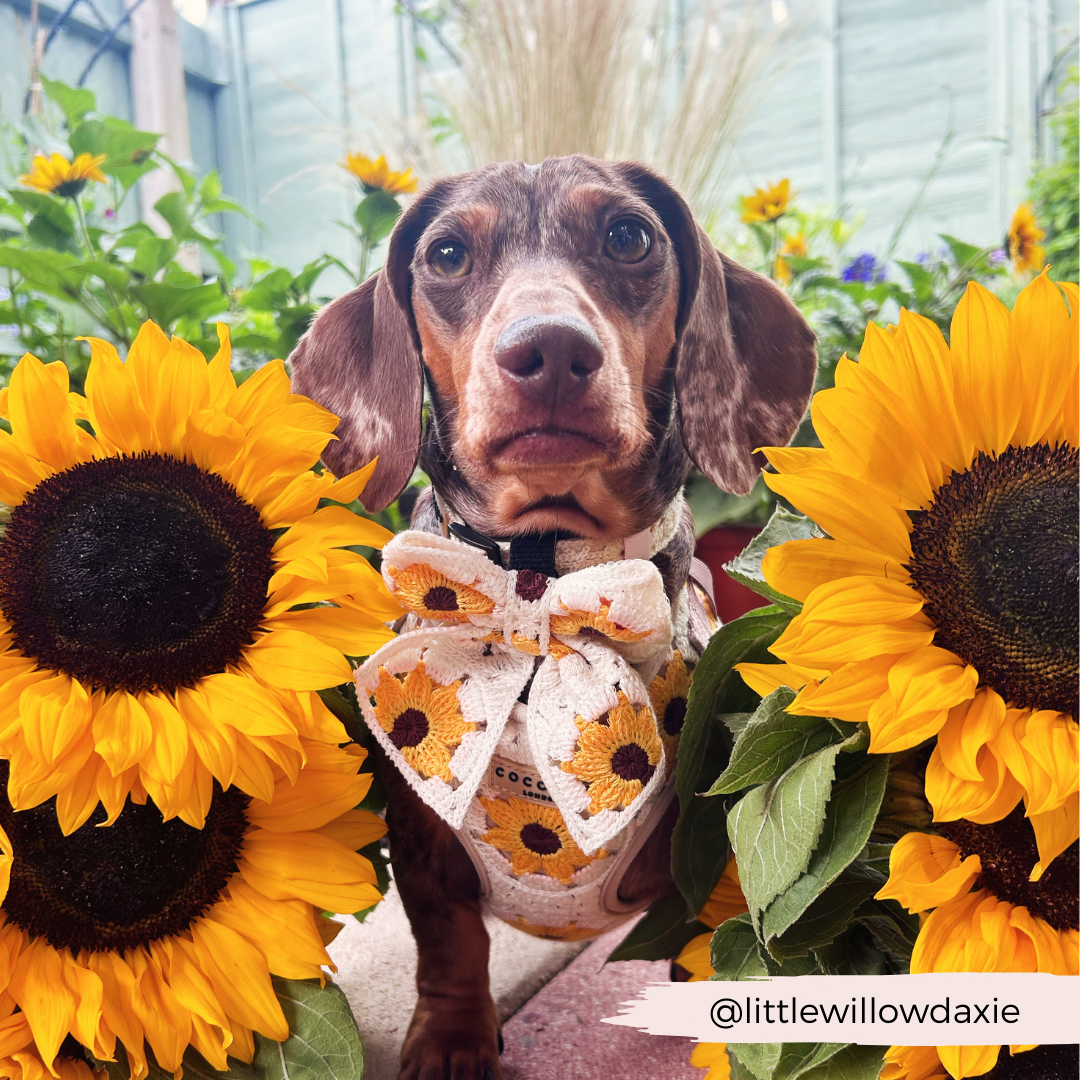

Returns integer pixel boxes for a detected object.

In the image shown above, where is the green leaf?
[722,506,820,614]
[814,921,895,976]
[130,280,228,328]
[353,840,390,921]
[40,74,96,127]
[354,190,401,244]
[154,191,192,239]
[8,190,76,236]
[798,1043,886,1080]
[27,213,79,252]
[672,606,789,917]
[708,913,767,980]
[758,757,888,942]
[728,742,842,926]
[131,235,178,278]
[771,1043,850,1080]
[896,260,934,303]
[254,977,365,1080]
[708,689,842,795]
[101,1041,260,1079]
[70,118,160,188]
[200,169,224,203]
[728,1043,782,1080]
[766,873,881,959]
[855,897,919,961]
[607,892,709,962]
[940,233,983,271]
[0,246,84,296]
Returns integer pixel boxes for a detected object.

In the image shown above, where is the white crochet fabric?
[354,508,691,936]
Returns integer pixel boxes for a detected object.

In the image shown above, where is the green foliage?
[721,507,820,613]
[1030,70,1079,282]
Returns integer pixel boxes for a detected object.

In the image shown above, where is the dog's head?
[290,155,816,539]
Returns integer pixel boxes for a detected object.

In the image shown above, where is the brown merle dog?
[290,154,815,1080]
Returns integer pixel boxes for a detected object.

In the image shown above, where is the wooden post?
[125,0,200,272]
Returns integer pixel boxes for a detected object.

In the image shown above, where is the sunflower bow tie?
[354,530,674,853]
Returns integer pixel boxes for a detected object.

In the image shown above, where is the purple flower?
[104,207,116,219]
[841,253,886,284]
[988,248,1008,267]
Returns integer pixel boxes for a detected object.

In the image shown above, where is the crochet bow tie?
[354,530,676,853]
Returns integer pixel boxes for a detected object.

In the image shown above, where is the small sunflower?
[875,807,1078,977]
[689,1043,732,1080]
[0,740,384,1078]
[740,178,794,224]
[549,601,650,643]
[371,662,475,782]
[508,917,607,941]
[774,231,807,285]
[0,323,401,831]
[18,153,107,199]
[1006,203,1046,276]
[736,274,1079,860]
[388,562,495,622]
[648,651,691,766]
[561,692,662,813]
[883,1043,1072,1080]
[480,795,602,884]
[340,152,418,195]
[675,854,748,981]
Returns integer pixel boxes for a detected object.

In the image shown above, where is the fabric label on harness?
[487,755,554,804]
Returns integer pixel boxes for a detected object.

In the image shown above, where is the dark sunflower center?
[515,570,548,602]
[55,179,88,199]
[610,742,654,783]
[0,762,250,953]
[663,696,687,737]
[979,1044,1078,1080]
[520,822,561,855]
[937,805,1078,932]
[423,586,460,612]
[0,453,274,694]
[908,443,1078,716]
[390,707,429,749]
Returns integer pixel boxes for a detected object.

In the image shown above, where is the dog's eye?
[604,220,651,263]
[429,240,472,277]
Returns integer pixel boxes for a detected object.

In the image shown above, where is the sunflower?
[0,323,401,832]
[0,1011,105,1080]
[561,692,661,813]
[740,179,794,223]
[736,275,1079,861]
[674,854,748,981]
[648,650,691,767]
[387,562,495,622]
[340,152,418,195]
[882,1043,1074,1080]
[875,808,1078,977]
[480,794,603,884]
[774,231,807,285]
[0,738,384,1078]
[690,1043,732,1079]
[549,601,650,643]
[371,662,475,781]
[18,153,107,199]
[1006,203,1046,276]
[507,917,607,941]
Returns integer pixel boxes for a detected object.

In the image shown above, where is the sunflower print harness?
[356,527,705,940]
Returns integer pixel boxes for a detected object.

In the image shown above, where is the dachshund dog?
[290,154,815,1080]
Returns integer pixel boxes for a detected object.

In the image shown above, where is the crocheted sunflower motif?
[388,563,495,622]
[649,651,691,767]
[561,691,662,813]
[372,662,475,781]
[509,917,607,941]
[549,600,651,642]
[480,795,603,884]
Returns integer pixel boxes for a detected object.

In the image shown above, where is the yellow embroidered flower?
[649,650,691,766]
[388,563,496,622]
[736,275,1079,861]
[0,323,400,832]
[508,917,607,941]
[689,1043,732,1080]
[740,178,794,223]
[0,740,384,1078]
[18,153,106,198]
[549,600,651,642]
[340,152,418,195]
[883,1043,1054,1080]
[480,795,602,884]
[1007,203,1046,276]
[675,854,748,981]
[875,811,1078,978]
[561,692,662,813]
[774,231,808,284]
[371,662,474,782]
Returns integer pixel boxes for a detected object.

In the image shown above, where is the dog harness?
[355,499,717,940]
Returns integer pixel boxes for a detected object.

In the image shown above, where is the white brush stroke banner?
[602,974,1080,1044]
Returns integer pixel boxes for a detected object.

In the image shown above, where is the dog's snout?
[494,315,603,405]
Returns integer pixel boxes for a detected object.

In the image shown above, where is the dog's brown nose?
[494,315,603,406]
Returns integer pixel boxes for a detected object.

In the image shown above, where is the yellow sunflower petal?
[936,1045,1001,1080]
[1028,792,1079,882]
[82,336,152,456]
[7,353,90,473]
[315,808,387,851]
[786,654,898,725]
[925,741,1023,824]
[243,630,353,691]
[875,831,980,914]
[92,691,152,777]
[734,661,812,698]
[267,605,395,656]
[761,537,910,603]
[0,431,52,506]
[675,932,714,982]
[207,323,237,408]
[7,939,79,1070]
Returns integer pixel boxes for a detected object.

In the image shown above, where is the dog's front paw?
[400,994,502,1080]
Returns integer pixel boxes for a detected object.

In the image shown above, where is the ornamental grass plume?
[0,322,402,832]
[736,272,1079,872]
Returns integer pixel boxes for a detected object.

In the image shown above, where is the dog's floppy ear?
[288,179,455,511]
[611,162,816,495]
